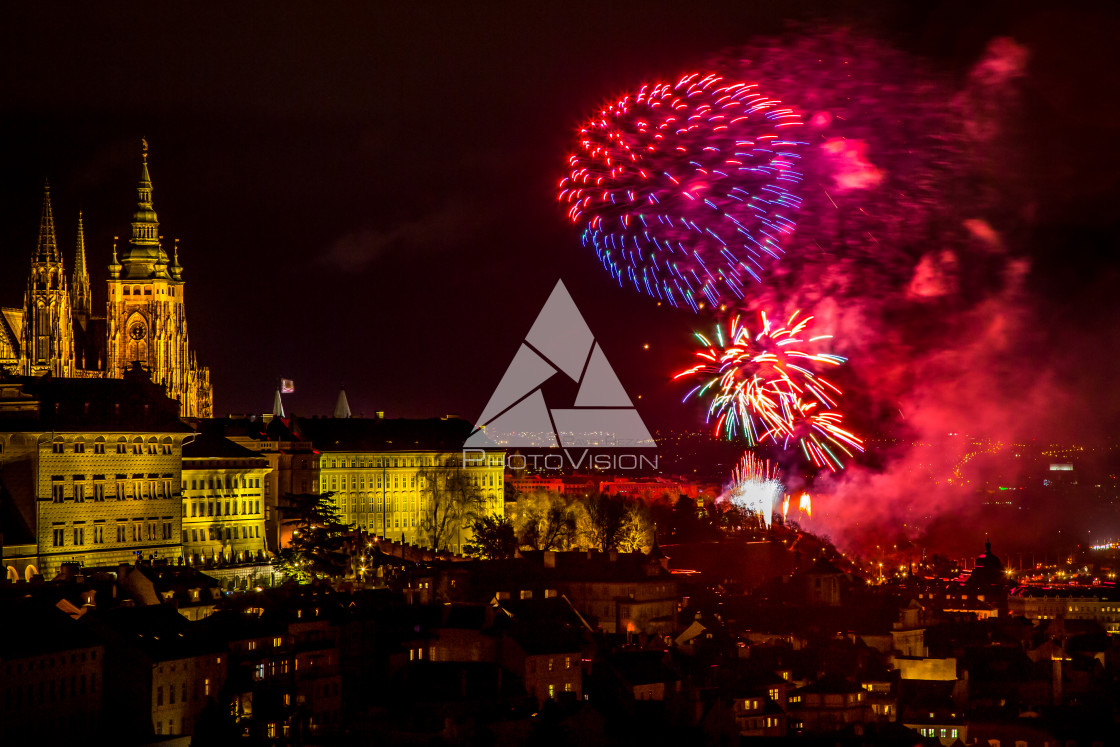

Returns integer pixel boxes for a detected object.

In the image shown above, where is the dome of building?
[968,538,1006,588]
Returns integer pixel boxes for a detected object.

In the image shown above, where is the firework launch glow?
[674,310,863,470]
[799,492,812,518]
[558,73,804,310]
[727,451,783,528]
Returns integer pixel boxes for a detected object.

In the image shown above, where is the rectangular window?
[52,483,65,502]
[93,443,105,454]
[74,442,85,454]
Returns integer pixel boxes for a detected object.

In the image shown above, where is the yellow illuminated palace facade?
[0,372,194,580]
[318,450,505,546]
[181,435,271,565]
[0,141,212,417]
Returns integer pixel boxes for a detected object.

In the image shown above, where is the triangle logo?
[465,280,656,449]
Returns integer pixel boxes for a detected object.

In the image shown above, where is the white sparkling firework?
[726,451,784,528]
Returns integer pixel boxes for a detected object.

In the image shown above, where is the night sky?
[2,1,1119,441]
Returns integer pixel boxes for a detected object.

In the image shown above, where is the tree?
[418,456,484,552]
[515,491,578,551]
[616,501,654,553]
[464,515,518,559]
[272,492,352,582]
[581,493,633,552]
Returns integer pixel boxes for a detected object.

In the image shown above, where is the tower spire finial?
[71,210,91,316]
[122,139,166,278]
[170,237,182,280]
[109,235,121,278]
[34,180,61,264]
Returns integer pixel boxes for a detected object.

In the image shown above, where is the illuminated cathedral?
[0,141,213,417]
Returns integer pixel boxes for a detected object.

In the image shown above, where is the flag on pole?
[280,379,295,394]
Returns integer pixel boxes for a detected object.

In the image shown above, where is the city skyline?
[0,2,1117,446]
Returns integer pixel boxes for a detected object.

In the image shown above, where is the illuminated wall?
[1,431,188,578]
[181,460,271,564]
[317,450,504,548]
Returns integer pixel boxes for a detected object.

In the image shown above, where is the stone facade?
[181,435,271,565]
[0,372,193,579]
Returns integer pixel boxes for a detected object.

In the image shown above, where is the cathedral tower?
[105,140,212,417]
[20,182,75,377]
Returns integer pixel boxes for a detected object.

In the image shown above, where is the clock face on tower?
[129,322,146,341]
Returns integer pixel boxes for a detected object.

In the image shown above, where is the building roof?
[206,416,313,447]
[295,415,481,452]
[608,650,678,686]
[796,673,865,695]
[0,368,190,432]
[183,430,269,462]
[0,599,103,660]
[85,604,224,661]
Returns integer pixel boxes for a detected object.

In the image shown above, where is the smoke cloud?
[710,31,1057,550]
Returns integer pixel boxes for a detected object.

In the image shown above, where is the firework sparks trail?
[675,310,863,469]
[727,451,784,528]
[559,72,804,310]
[765,398,865,472]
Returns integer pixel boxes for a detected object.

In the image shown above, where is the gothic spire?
[71,211,92,316]
[122,138,167,279]
[34,180,61,264]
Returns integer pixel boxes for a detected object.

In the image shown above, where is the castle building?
[0,369,194,580]
[180,432,271,566]
[218,414,505,553]
[221,414,320,554]
[297,416,505,551]
[0,140,212,417]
